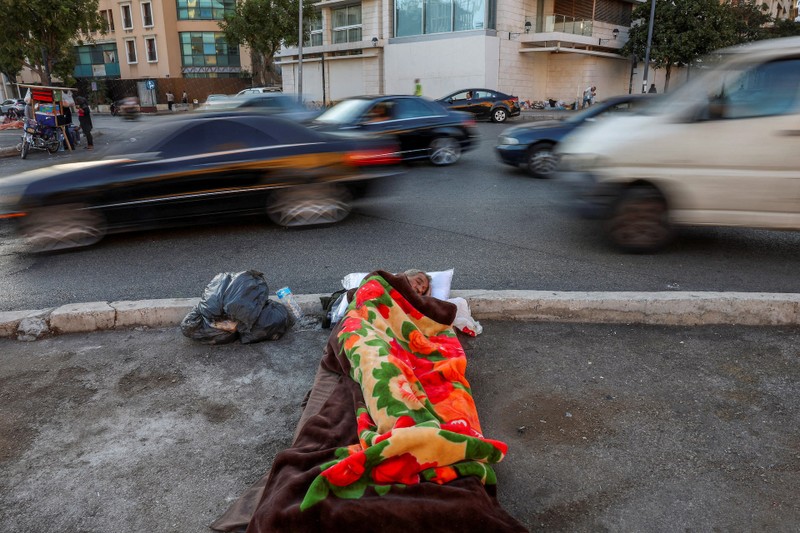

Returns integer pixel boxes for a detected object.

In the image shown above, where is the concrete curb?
[1,291,798,341]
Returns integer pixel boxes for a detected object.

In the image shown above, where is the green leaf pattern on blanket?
[300,274,508,511]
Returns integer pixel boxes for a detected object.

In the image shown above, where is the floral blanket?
[302,273,508,508]
[222,271,526,533]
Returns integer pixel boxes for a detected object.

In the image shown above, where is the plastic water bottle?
[276,287,304,321]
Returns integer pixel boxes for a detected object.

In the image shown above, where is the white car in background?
[236,87,282,96]
[558,36,800,253]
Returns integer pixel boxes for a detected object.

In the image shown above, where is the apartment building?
[72,1,251,82]
[277,0,646,104]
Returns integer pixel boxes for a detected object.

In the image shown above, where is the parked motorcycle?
[19,119,61,159]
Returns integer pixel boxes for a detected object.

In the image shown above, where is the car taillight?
[345,148,401,166]
[463,118,477,128]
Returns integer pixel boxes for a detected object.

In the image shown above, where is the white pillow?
[429,269,454,300]
[341,269,454,300]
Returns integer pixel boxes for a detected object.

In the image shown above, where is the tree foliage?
[219,0,316,86]
[0,0,105,86]
[621,0,777,91]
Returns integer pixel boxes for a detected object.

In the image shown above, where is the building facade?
[73,0,250,81]
[277,0,650,105]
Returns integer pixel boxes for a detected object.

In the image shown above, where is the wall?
[384,33,500,99]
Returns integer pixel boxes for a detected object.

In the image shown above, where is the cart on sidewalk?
[17,84,80,158]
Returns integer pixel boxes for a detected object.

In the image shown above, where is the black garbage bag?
[181,270,291,344]
[240,300,291,344]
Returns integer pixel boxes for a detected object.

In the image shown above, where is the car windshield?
[636,50,747,117]
[101,118,187,157]
[314,99,374,124]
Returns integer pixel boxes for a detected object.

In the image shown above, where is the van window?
[712,58,800,119]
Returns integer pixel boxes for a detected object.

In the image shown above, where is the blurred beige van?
[558,37,800,253]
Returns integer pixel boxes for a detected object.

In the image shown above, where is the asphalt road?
[0,115,798,312]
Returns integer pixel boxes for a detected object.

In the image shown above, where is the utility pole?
[642,0,656,93]
[297,0,303,103]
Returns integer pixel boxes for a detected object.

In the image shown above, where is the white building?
[277,0,651,105]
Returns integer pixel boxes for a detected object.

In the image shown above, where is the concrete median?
[2,290,798,341]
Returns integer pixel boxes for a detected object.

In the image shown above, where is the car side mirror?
[447,98,454,104]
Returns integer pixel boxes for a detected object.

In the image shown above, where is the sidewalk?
[1,317,798,532]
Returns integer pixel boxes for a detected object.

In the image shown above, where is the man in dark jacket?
[76,96,93,150]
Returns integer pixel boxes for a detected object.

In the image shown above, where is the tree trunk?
[250,51,266,86]
[664,64,672,92]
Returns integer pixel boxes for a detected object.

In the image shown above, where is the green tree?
[622,0,774,92]
[0,0,105,86]
[720,0,772,43]
[219,0,316,87]
[769,17,800,38]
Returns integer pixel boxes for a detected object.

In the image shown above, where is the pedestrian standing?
[414,78,422,96]
[583,85,596,108]
[166,90,174,111]
[76,96,93,150]
[648,84,658,94]
[181,90,188,105]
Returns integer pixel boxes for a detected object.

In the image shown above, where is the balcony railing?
[524,14,595,37]
[544,14,593,36]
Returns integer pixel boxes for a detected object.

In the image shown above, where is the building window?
[180,31,240,68]
[125,38,137,63]
[332,5,362,44]
[176,0,237,20]
[101,9,115,32]
[121,4,133,29]
[141,1,154,27]
[396,0,491,37]
[145,37,158,62]
[306,11,323,46]
[73,43,121,78]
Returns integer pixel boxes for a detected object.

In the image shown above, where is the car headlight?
[497,136,520,146]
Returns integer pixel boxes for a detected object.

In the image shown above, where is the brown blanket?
[212,271,527,533]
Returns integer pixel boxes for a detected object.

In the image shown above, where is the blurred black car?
[495,94,655,178]
[311,95,478,166]
[0,113,400,251]
[200,93,319,123]
[436,89,521,123]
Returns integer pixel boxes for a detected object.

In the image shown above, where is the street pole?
[642,0,656,93]
[298,0,303,104]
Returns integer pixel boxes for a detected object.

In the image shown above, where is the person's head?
[414,78,420,84]
[403,269,431,296]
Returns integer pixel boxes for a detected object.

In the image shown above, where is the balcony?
[516,13,626,56]
[545,14,593,36]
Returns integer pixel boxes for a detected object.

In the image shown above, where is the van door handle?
[778,130,800,136]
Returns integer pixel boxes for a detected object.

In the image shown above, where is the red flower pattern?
[371,453,422,485]
[322,452,367,486]
[356,280,385,307]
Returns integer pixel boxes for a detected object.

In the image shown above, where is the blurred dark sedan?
[311,95,478,166]
[200,93,319,123]
[0,113,400,251]
[437,88,521,123]
[495,94,655,178]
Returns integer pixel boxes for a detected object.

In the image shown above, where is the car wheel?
[491,108,508,123]
[428,137,461,166]
[267,185,351,227]
[21,204,106,252]
[607,187,672,253]
[525,143,559,178]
